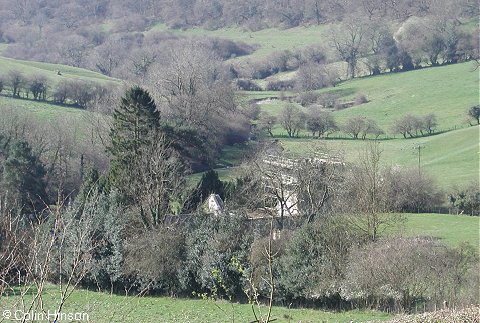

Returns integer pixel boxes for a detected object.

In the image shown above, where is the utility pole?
[413,144,425,176]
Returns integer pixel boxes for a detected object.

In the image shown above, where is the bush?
[296,63,337,91]
[249,232,290,298]
[342,237,478,312]
[207,38,255,59]
[123,227,186,294]
[392,113,438,138]
[266,80,295,91]
[53,81,70,104]
[251,50,300,79]
[39,190,126,292]
[383,167,444,213]
[28,75,48,100]
[342,116,384,139]
[236,79,262,91]
[448,181,480,216]
[179,213,252,299]
[317,93,339,109]
[305,108,337,138]
[278,216,364,302]
[296,91,319,106]
[354,93,368,105]
[53,79,110,108]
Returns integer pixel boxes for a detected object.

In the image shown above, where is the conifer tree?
[107,86,160,199]
[108,86,160,164]
[2,140,48,217]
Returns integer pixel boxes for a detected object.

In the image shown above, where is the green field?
[0,56,118,142]
[0,56,119,87]
[0,57,477,190]
[256,62,479,133]
[0,96,86,120]
[328,63,479,131]
[148,23,332,60]
[246,62,479,189]
[280,125,479,189]
[398,213,479,248]
[0,285,389,323]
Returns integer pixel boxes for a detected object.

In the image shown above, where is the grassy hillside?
[257,62,478,133]
[280,125,479,189]
[328,63,479,131]
[398,213,479,248]
[249,63,479,189]
[148,23,331,60]
[0,58,476,190]
[0,56,119,86]
[0,285,389,323]
[0,56,119,136]
[0,96,87,120]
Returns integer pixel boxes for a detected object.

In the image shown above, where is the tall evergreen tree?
[106,86,160,198]
[2,140,48,217]
[108,86,160,163]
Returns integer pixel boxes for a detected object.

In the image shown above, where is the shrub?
[207,38,255,59]
[251,50,300,79]
[296,91,319,106]
[383,167,444,213]
[53,79,110,108]
[354,93,368,105]
[266,80,295,91]
[249,232,290,298]
[278,216,364,302]
[179,213,252,299]
[296,63,338,91]
[305,108,337,138]
[342,237,478,312]
[448,181,480,216]
[392,113,438,138]
[317,93,339,109]
[236,79,262,91]
[28,75,48,100]
[53,81,70,104]
[123,227,186,293]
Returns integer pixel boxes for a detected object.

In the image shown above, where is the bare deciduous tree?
[91,36,126,76]
[342,115,363,139]
[306,108,337,138]
[391,114,419,138]
[257,112,277,138]
[343,141,403,241]
[422,113,437,134]
[130,135,187,228]
[280,104,305,137]
[7,70,25,97]
[29,74,48,101]
[330,18,369,78]
[296,62,339,91]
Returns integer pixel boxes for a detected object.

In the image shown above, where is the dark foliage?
[1,140,49,217]
[106,86,160,197]
[235,79,262,91]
